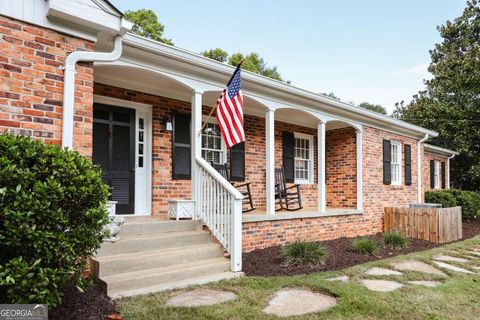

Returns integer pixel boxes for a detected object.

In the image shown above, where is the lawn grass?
[118,237,480,320]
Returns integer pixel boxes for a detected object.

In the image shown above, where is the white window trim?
[201,115,227,164]
[434,160,440,189]
[294,132,314,185]
[390,141,402,185]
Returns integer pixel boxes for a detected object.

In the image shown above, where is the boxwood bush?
[0,134,110,307]
[425,189,480,219]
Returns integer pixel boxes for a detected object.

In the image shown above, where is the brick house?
[0,1,459,297]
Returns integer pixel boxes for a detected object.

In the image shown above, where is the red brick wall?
[93,84,359,216]
[423,151,449,192]
[242,125,420,252]
[0,16,94,156]
[326,127,357,208]
[242,115,320,209]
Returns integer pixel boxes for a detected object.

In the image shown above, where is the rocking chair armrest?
[285,184,301,191]
[234,182,251,188]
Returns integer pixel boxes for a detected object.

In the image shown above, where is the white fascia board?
[47,0,123,36]
[122,33,438,139]
[424,144,459,156]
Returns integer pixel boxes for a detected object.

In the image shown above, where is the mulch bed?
[48,220,480,318]
[243,220,480,277]
[50,283,119,320]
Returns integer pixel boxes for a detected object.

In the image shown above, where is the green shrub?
[425,190,457,208]
[0,134,110,307]
[351,237,378,255]
[382,231,409,250]
[280,241,328,267]
[425,189,480,219]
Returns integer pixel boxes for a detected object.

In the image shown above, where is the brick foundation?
[0,16,94,156]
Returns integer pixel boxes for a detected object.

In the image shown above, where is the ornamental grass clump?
[351,237,378,255]
[0,134,110,307]
[382,231,409,250]
[280,241,328,267]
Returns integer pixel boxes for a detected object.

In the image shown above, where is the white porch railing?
[194,157,243,272]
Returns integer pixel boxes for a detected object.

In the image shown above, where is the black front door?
[93,104,135,215]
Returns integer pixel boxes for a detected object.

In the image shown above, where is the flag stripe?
[216,66,245,148]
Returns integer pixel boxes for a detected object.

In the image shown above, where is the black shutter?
[230,142,245,181]
[441,161,446,189]
[430,160,435,188]
[404,144,412,186]
[383,139,392,185]
[282,131,295,183]
[172,113,191,180]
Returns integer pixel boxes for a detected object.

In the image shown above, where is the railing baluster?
[194,158,242,272]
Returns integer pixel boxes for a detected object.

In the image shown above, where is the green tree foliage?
[0,134,110,306]
[201,48,229,62]
[124,9,173,45]
[358,102,387,115]
[393,0,480,191]
[201,50,284,81]
[321,92,341,100]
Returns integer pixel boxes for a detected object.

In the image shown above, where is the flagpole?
[198,59,244,135]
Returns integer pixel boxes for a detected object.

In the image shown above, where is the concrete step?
[109,271,244,299]
[119,219,201,237]
[100,257,231,297]
[96,231,212,257]
[91,243,224,277]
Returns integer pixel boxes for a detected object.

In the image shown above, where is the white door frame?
[93,95,152,216]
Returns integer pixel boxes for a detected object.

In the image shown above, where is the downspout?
[417,134,429,202]
[62,36,123,149]
[447,153,456,189]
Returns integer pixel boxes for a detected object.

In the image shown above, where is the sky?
[113,1,466,114]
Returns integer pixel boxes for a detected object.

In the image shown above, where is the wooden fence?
[384,206,462,244]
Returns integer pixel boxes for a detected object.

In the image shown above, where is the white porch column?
[356,128,363,210]
[265,108,275,215]
[191,90,203,211]
[317,121,326,212]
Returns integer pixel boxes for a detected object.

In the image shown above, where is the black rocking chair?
[211,163,255,213]
[275,167,303,211]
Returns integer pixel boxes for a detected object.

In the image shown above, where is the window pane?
[138,156,143,168]
[139,131,144,142]
[139,118,144,129]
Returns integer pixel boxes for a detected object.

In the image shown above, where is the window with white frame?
[201,117,226,165]
[390,141,402,185]
[434,160,440,189]
[294,133,314,184]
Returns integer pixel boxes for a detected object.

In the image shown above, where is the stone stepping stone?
[165,288,236,307]
[434,255,469,263]
[361,280,403,292]
[391,260,446,276]
[366,267,402,276]
[472,266,480,270]
[406,280,442,288]
[325,275,349,282]
[466,251,480,256]
[263,288,337,317]
[432,261,474,274]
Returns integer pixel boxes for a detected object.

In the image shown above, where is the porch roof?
[424,144,459,157]
[106,33,438,139]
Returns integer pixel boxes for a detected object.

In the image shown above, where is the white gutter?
[447,153,456,189]
[62,36,123,149]
[417,134,429,202]
[123,33,438,139]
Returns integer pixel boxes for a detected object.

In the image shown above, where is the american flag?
[216,66,245,149]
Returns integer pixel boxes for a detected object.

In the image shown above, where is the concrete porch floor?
[121,207,363,224]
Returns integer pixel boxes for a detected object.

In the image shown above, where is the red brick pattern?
[242,125,420,252]
[0,16,94,156]
[423,151,449,192]
[326,127,357,208]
